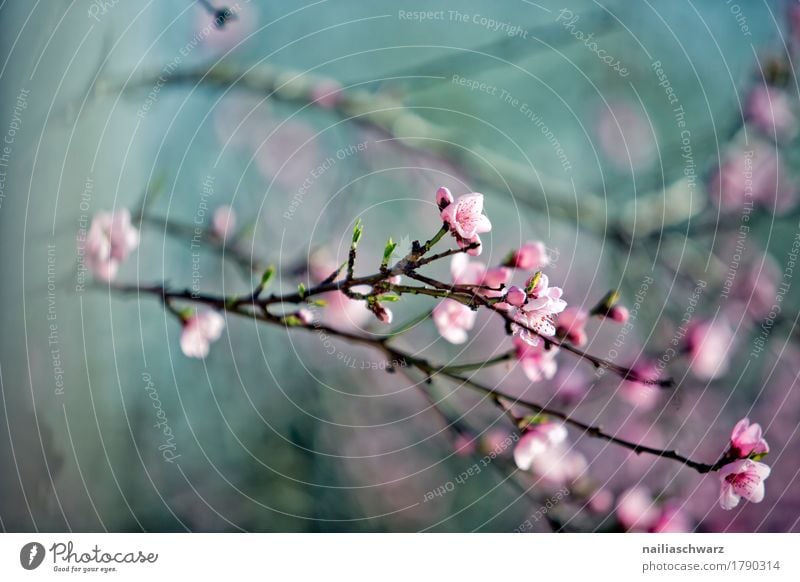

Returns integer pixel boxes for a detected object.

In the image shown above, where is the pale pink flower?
[555,306,589,346]
[619,361,662,410]
[453,433,477,457]
[686,320,734,380]
[510,241,549,270]
[212,206,237,241]
[180,311,225,359]
[375,305,393,324]
[597,101,656,171]
[746,86,798,141]
[513,422,568,471]
[617,488,691,532]
[297,308,314,325]
[440,192,491,256]
[84,209,140,281]
[729,417,769,459]
[587,489,614,514]
[435,186,454,210]
[450,255,510,298]
[710,143,796,213]
[514,337,558,382]
[529,444,587,485]
[616,487,659,532]
[732,254,780,320]
[651,502,692,533]
[320,291,371,330]
[718,459,771,510]
[433,299,476,344]
[310,79,343,109]
[510,274,567,346]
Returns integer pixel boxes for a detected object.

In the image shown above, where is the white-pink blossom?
[747,85,798,142]
[510,241,549,270]
[510,274,567,346]
[718,459,771,510]
[84,209,140,281]
[180,311,225,359]
[555,306,589,346]
[440,191,491,256]
[729,417,769,459]
[513,422,568,471]
[212,206,237,241]
[433,299,476,344]
[686,320,734,380]
[514,337,558,382]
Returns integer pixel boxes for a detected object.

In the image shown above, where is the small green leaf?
[260,265,276,287]
[525,271,542,294]
[380,293,400,302]
[311,299,327,307]
[352,218,363,246]
[383,237,397,263]
[297,283,307,298]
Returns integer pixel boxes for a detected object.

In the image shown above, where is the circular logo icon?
[20,542,45,570]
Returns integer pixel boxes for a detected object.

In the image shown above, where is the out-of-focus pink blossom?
[436,186,454,210]
[732,253,780,320]
[746,86,797,141]
[297,308,314,325]
[453,433,477,457]
[528,443,587,485]
[513,422,568,471]
[729,417,769,458]
[556,306,589,346]
[510,241,549,270]
[320,291,371,330]
[588,489,614,514]
[718,459,771,510]
[180,311,225,359]
[375,305,393,324]
[433,299,476,344]
[616,487,659,531]
[606,305,629,324]
[450,255,510,298]
[619,361,662,410]
[686,320,734,380]
[618,488,691,532]
[440,192,491,256]
[310,79,343,109]
[511,274,567,346]
[710,143,796,213]
[212,206,237,241]
[597,101,656,171]
[514,337,558,382]
[84,209,140,281]
[480,429,512,455]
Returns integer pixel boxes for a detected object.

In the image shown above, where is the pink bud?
[607,305,629,323]
[297,308,314,325]
[212,205,237,241]
[375,305,393,324]
[511,241,549,270]
[436,186,454,210]
[506,285,527,307]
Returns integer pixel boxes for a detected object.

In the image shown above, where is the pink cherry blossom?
[297,308,314,325]
[436,186,454,210]
[650,502,692,533]
[513,422,568,471]
[746,86,797,141]
[710,143,796,213]
[597,101,656,171]
[440,192,491,256]
[180,311,225,359]
[433,299,476,344]
[84,209,140,281]
[510,274,567,346]
[718,459,771,510]
[510,241,550,270]
[616,487,659,531]
[528,443,587,485]
[729,417,769,459]
[606,305,629,323]
[587,489,614,514]
[450,255,510,298]
[619,361,662,410]
[212,206,237,241]
[453,433,477,457]
[514,337,558,382]
[686,320,734,380]
[309,79,343,109]
[555,306,589,346]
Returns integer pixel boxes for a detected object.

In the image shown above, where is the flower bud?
[436,186,454,210]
